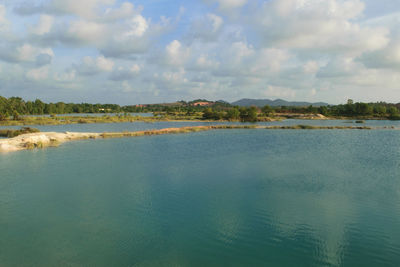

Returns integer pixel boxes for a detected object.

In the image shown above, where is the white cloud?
[0,43,54,64]
[165,40,191,67]
[317,57,361,78]
[102,2,140,22]
[359,39,400,69]
[2,0,400,104]
[54,69,77,82]
[303,61,319,74]
[124,15,148,37]
[67,20,105,44]
[162,69,188,86]
[75,55,114,75]
[195,54,219,70]
[96,55,114,71]
[109,64,141,81]
[208,13,223,33]
[26,66,49,81]
[29,15,54,35]
[11,1,166,59]
[250,48,291,74]
[17,44,36,61]
[254,0,389,55]
[264,85,296,99]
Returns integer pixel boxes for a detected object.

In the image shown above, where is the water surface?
[1,129,400,266]
[1,119,399,133]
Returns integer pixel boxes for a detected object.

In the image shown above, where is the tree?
[318,106,328,116]
[374,105,386,116]
[34,99,45,114]
[262,105,273,116]
[202,108,214,120]
[240,106,258,122]
[56,102,66,114]
[388,106,399,119]
[0,111,7,121]
[12,110,20,121]
[345,103,356,115]
[225,108,240,120]
[355,103,373,116]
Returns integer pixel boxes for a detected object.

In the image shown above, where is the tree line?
[0,96,233,120]
[0,96,124,120]
[0,96,399,121]
[274,100,400,119]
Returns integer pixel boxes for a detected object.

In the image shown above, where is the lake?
[1,119,399,133]
[1,125,400,266]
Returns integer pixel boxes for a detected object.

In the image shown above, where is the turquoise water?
[1,119,399,133]
[1,129,400,266]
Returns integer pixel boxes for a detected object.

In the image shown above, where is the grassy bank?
[0,127,40,138]
[0,115,159,126]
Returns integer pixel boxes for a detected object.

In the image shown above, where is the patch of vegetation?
[0,127,40,138]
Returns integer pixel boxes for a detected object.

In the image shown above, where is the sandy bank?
[0,132,101,152]
[0,126,225,152]
[0,124,384,153]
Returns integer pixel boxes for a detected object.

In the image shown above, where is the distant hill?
[231,98,330,107]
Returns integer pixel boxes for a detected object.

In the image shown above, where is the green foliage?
[225,108,240,120]
[0,111,7,121]
[202,108,223,120]
[0,96,125,117]
[373,105,386,116]
[329,101,396,118]
[262,105,273,116]
[388,106,400,120]
[0,95,399,122]
[239,106,258,122]
[318,106,328,116]
[12,110,21,121]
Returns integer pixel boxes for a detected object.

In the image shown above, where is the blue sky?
[0,0,399,104]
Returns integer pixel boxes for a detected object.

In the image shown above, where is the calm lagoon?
[1,119,400,133]
[1,128,400,266]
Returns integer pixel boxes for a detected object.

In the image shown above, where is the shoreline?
[0,124,390,153]
[1,114,398,127]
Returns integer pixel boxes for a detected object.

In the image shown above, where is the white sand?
[0,132,101,152]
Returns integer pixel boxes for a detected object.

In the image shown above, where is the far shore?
[0,113,398,127]
[1,124,393,153]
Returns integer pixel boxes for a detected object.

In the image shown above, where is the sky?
[0,0,399,105]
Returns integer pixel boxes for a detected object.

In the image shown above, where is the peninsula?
[0,124,384,153]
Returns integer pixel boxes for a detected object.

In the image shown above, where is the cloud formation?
[0,0,399,104]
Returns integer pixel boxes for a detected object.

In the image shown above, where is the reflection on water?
[1,130,400,266]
